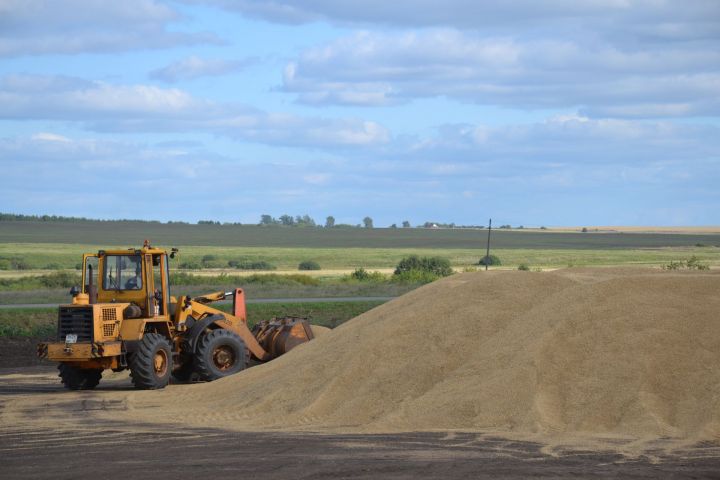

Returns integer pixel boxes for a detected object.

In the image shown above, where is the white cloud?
[30,132,71,143]
[190,0,720,41]
[150,56,255,83]
[0,74,390,149]
[302,173,331,185]
[281,30,720,118]
[1,117,718,225]
[0,0,217,57]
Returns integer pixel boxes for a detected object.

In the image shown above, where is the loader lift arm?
[175,288,271,361]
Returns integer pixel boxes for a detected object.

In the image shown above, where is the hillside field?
[1,220,719,274]
[2,220,720,249]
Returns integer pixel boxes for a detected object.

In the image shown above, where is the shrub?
[350,267,369,280]
[478,254,501,266]
[170,272,320,287]
[662,256,710,271]
[348,268,386,282]
[200,254,222,268]
[228,260,276,270]
[179,261,201,270]
[298,260,321,271]
[394,255,453,277]
[0,272,81,290]
[391,269,440,284]
[10,258,30,270]
[39,272,82,288]
[518,263,530,271]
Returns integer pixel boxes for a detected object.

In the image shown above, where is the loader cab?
[81,246,171,318]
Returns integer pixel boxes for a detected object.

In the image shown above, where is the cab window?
[103,255,143,290]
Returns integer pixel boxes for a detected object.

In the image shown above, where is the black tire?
[129,333,173,390]
[195,329,248,381]
[171,357,195,383]
[58,364,102,390]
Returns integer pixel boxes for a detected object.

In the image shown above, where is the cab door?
[82,254,99,304]
[147,253,169,318]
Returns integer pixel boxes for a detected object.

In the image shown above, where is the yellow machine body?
[38,243,315,390]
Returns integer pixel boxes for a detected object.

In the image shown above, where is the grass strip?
[0,301,386,337]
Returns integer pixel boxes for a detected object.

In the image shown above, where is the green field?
[0,301,385,337]
[1,221,718,308]
[2,243,720,272]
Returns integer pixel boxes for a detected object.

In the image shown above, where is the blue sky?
[0,0,718,226]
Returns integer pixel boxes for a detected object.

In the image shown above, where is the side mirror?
[70,286,80,296]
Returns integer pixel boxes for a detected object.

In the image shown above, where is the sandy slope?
[112,269,720,449]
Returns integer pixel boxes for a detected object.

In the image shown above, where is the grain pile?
[127,268,720,446]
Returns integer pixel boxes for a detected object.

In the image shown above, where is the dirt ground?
[1,366,719,479]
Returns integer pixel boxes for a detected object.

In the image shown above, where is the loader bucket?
[251,316,315,360]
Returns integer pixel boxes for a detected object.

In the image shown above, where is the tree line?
[1,212,516,229]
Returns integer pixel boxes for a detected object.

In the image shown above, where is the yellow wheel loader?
[37,241,315,390]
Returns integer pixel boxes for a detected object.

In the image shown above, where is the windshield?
[103,254,143,291]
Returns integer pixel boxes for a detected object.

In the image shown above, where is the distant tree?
[259,214,277,225]
[296,214,316,227]
[279,214,295,226]
[389,223,397,228]
[402,220,411,228]
[363,216,374,228]
[325,216,335,228]
[581,227,588,233]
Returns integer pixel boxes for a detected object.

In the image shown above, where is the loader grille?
[57,306,94,342]
[101,308,117,322]
[102,323,116,338]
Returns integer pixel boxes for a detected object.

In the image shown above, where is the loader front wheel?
[129,333,173,390]
[58,364,102,390]
[195,329,248,381]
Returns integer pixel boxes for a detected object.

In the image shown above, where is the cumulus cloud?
[281,30,720,117]
[1,114,718,225]
[150,56,256,83]
[0,0,217,56]
[402,116,720,167]
[189,0,720,40]
[0,74,390,148]
[187,0,719,119]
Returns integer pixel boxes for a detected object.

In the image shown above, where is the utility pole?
[485,218,492,271]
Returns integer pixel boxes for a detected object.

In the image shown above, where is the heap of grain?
[130,268,720,443]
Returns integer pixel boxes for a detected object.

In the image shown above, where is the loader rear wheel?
[195,329,248,381]
[129,333,173,390]
[58,364,102,390]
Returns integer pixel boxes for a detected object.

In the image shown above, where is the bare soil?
[1,367,719,479]
[0,336,53,368]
